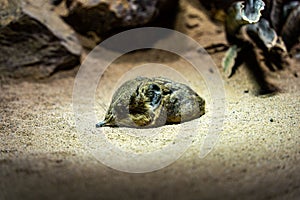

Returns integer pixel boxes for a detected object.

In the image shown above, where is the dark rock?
[199,0,239,11]
[269,0,286,33]
[61,0,177,38]
[51,0,63,6]
[0,0,82,78]
[281,3,300,51]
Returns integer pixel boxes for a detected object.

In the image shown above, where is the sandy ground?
[1,0,300,199]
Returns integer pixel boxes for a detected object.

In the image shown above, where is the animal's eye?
[145,84,162,107]
[148,84,160,92]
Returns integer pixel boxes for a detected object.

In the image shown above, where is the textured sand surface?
[1,0,299,199]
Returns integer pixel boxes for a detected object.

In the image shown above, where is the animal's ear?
[145,83,162,108]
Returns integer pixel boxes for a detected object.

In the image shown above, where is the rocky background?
[0,0,179,78]
[1,0,299,78]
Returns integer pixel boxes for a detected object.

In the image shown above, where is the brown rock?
[62,0,177,38]
[199,0,239,11]
[0,0,82,78]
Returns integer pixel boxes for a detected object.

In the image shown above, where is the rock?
[62,0,177,38]
[199,0,239,11]
[51,0,63,6]
[281,3,300,51]
[0,0,82,78]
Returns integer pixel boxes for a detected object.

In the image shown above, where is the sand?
[0,0,299,199]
